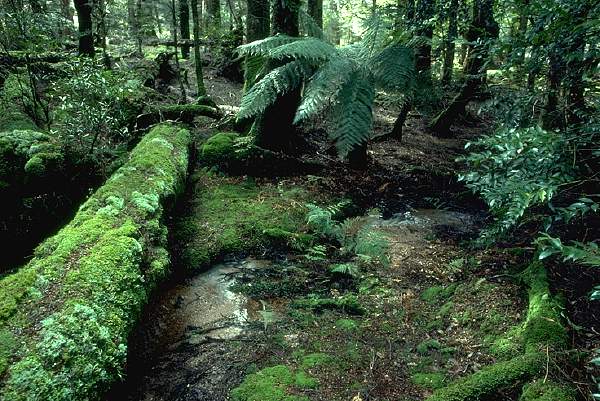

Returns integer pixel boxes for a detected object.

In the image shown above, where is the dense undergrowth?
[0,123,190,400]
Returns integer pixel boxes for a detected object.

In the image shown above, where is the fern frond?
[237,60,313,120]
[299,10,325,39]
[356,13,390,61]
[331,71,375,156]
[371,44,415,92]
[294,57,359,123]
[237,35,300,57]
[269,37,338,62]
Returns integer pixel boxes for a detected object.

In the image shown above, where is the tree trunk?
[328,0,341,45]
[414,0,435,78]
[206,0,221,31]
[191,0,207,96]
[441,0,458,85]
[307,0,323,30]
[74,0,95,56]
[253,0,301,153]
[540,47,563,130]
[179,0,191,58]
[565,3,587,126]
[170,0,187,103]
[430,0,498,135]
[244,0,269,92]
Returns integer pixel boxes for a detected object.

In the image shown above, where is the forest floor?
[105,65,593,401]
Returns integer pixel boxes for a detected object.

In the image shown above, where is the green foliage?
[51,58,146,166]
[0,123,191,400]
[411,372,447,389]
[293,294,365,315]
[330,263,360,277]
[237,17,415,156]
[459,126,573,242]
[421,284,458,304]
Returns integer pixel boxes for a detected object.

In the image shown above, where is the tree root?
[426,261,574,401]
[136,104,222,129]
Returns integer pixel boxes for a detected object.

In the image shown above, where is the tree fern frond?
[331,71,375,156]
[371,44,415,92]
[269,37,338,62]
[237,35,300,57]
[299,10,325,39]
[356,13,390,61]
[237,60,313,120]
[294,57,358,123]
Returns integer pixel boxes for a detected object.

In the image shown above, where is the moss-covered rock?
[199,132,243,167]
[230,365,309,401]
[0,123,191,400]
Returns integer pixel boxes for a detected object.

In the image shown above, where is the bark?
[430,0,499,135]
[441,0,458,85]
[253,0,301,153]
[179,0,191,58]
[74,0,95,56]
[564,3,587,126]
[191,0,207,96]
[328,0,341,45]
[206,0,221,31]
[170,0,187,102]
[307,0,323,30]
[244,0,269,91]
[414,0,435,77]
[540,47,563,130]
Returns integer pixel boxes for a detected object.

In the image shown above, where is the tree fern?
[238,60,313,120]
[237,14,416,157]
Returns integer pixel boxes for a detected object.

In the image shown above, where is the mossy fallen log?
[136,104,222,129]
[426,261,572,401]
[0,123,191,401]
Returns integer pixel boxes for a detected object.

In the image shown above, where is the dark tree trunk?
[565,3,587,126]
[254,0,301,153]
[307,0,323,30]
[244,0,269,91]
[389,101,411,141]
[441,0,458,85]
[414,0,435,78]
[74,0,95,56]
[430,0,498,135]
[170,0,187,102]
[328,0,341,45]
[206,0,221,31]
[179,0,191,58]
[191,0,207,96]
[541,47,564,130]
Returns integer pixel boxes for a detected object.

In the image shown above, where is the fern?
[237,35,300,57]
[238,60,313,120]
[269,38,338,61]
[331,73,375,155]
[237,14,416,157]
[294,57,358,123]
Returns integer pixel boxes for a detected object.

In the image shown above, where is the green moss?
[175,172,309,270]
[519,380,577,401]
[421,284,457,304]
[335,318,358,332]
[293,294,365,315]
[300,353,332,369]
[294,371,318,389]
[416,339,442,355]
[411,372,447,389]
[200,132,239,166]
[230,365,309,401]
[426,352,545,401]
[0,329,16,375]
[0,123,191,400]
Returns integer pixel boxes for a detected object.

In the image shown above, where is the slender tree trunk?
[414,0,435,78]
[171,0,187,102]
[206,0,221,31]
[244,0,269,92]
[430,0,499,135]
[541,47,563,130]
[191,0,207,96]
[565,3,587,126]
[74,0,95,56]
[179,0,191,58]
[253,0,301,153]
[328,0,341,45]
[307,0,323,30]
[441,0,458,85]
